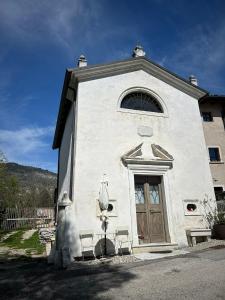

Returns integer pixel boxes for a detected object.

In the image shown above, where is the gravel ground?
[71,254,140,268]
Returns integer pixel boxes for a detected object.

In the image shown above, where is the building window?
[214,187,224,201]
[202,112,213,122]
[214,187,225,212]
[222,110,225,130]
[120,92,163,113]
[208,147,221,162]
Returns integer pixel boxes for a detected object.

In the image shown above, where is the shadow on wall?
[0,256,137,300]
[95,238,116,257]
[55,218,117,264]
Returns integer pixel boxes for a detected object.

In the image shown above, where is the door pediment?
[122,142,173,167]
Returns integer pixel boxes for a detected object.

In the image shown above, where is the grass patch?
[22,231,45,254]
[1,230,23,248]
[1,230,45,255]
[0,230,10,241]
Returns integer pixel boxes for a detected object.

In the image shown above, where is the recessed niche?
[107,203,114,212]
[183,199,200,216]
[187,203,197,212]
[96,199,118,217]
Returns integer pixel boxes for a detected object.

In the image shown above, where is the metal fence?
[0,207,54,230]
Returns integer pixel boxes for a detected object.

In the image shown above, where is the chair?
[115,226,133,255]
[79,230,96,260]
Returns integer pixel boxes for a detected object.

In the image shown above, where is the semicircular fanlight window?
[121,92,163,113]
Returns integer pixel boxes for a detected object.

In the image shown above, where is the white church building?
[52,46,215,264]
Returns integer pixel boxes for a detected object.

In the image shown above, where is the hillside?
[5,163,57,193]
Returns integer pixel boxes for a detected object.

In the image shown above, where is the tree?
[37,188,53,207]
[0,158,21,208]
[0,172,21,208]
[0,150,55,208]
[0,149,8,163]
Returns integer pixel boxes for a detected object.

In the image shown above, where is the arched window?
[120,92,163,113]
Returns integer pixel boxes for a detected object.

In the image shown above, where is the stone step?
[132,243,178,254]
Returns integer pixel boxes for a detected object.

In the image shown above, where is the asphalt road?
[0,248,225,299]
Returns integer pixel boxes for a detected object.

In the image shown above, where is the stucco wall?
[72,70,215,249]
[58,105,73,201]
[200,102,225,188]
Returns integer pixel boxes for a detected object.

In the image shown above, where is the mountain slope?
[5,163,57,193]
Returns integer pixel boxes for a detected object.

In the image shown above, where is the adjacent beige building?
[199,95,225,202]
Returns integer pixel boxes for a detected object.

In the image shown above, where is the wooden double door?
[135,175,168,244]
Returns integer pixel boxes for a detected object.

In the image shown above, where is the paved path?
[134,249,190,260]
[22,229,37,240]
[0,247,225,299]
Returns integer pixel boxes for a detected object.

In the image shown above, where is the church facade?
[53,46,215,261]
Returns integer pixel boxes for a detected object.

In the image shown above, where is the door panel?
[149,212,165,242]
[135,181,148,243]
[136,212,149,244]
[135,175,167,244]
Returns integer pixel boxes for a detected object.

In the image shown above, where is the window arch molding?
[117,87,168,117]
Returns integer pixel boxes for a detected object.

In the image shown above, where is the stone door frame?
[127,163,175,247]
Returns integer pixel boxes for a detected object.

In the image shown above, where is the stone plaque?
[137,126,153,137]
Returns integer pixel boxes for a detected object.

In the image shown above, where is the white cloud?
[0,90,39,129]
[0,126,53,154]
[0,126,56,171]
[0,0,102,53]
[168,22,225,92]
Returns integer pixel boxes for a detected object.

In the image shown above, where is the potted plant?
[201,195,225,240]
[212,212,225,239]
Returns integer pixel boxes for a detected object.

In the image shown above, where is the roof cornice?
[52,70,74,149]
[199,94,225,104]
[70,57,208,99]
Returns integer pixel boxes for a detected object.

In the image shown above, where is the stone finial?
[77,55,87,67]
[58,191,72,207]
[189,75,198,86]
[132,45,146,58]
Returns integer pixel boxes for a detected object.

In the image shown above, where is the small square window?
[208,147,221,161]
[202,112,213,122]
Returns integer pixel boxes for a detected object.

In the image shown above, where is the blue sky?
[0,0,225,172]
